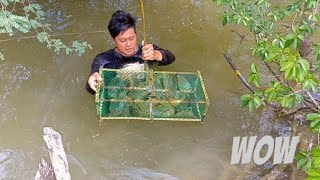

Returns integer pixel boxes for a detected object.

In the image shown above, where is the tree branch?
[263,61,282,82]
[223,53,255,93]
[306,91,320,110]
[279,107,313,117]
[223,53,273,107]
[231,29,246,44]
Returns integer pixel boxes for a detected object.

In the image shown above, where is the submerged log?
[34,158,56,180]
[35,127,71,180]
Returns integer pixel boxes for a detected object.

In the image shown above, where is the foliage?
[0,0,91,60]
[296,147,320,179]
[214,0,320,178]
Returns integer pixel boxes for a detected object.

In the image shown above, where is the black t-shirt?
[90,44,175,74]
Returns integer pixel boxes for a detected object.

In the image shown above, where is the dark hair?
[108,10,136,39]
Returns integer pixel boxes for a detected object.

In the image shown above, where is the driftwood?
[35,127,71,180]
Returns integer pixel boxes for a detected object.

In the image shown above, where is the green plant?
[214,0,320,179]
[0,0,92,60]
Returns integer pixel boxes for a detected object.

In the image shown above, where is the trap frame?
[95,68,209,122]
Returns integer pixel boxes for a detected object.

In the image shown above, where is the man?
[87,10,175,93]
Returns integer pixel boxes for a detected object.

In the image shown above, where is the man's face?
[114,27,137,57]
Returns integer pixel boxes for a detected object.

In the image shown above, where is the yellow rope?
[139,0,147,44]
[139,0,148,71]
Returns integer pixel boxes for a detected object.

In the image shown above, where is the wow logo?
[231,136,300,165]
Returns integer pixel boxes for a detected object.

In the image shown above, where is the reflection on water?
[0,0,291,179]
[122,168,179,180]
[0,149,34,179]
[0,63,32,97]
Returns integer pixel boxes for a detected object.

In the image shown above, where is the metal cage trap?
[95,68,209,122]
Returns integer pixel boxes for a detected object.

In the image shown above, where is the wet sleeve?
[153,44,175,66]
[90,53,107,74]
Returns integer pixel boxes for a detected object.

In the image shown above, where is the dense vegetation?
[214,0,320,179]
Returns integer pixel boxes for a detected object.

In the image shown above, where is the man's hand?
[87,72,102,92]
[142,41,163,61]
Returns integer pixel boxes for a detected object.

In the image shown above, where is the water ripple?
[0,149,26,179]
[0,63,32,99]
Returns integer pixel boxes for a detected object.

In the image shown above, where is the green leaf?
[257,0,265,5]
[30,3,42,10]
[292,26,298,34]
[311,147,320,157]
[241,94,251,101]
[286,33,296,40]
[293,38,300,49]
[297,158,308,169]
[295,94,304,104]
[253,96,262,108]
[65,48,71,55]
[222,16,228,26]
[280,61,295,71]
[307,169,320,178]
[280,94,300,108]
[314,157,320,169]
[298,34,304,41]
[267,91,277,101]
[266,52,279,62]
[296,150,308,160]
[306,160,312,171]
[281,97,288,108]
[302,74,318,92]
[306,113,320,121]
[36,32,49,43]
[0,51,4,61]
[292,66,299,80]
[284,68,293,79]
[251,63,258,73]
[298,58,310,73]
[240,94,251,107]
[240,93,263,112]
[284,39,294,48]
[248,73,261,88]
[1,0,9,6]
[248,100,254,112]
[248,74,255,83]
[310,119,320,132]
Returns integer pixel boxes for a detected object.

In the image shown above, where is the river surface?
[0,0,291,179]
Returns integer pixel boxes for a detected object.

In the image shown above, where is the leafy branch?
[214,0,320,178]
[0,0,92,60]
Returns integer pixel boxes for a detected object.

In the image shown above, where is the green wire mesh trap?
[95,68,210,122]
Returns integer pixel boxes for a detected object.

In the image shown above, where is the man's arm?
[90,53,107,74]
[87,54,106,93]
[153,44,175,66]
[141,42,175,66]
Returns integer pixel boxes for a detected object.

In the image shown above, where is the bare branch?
[278,107,314,117]
[263,61,282,82]
[223,53,273,107]
[231,29,246,44]
[223,53,255,93]
[306,91,320,110]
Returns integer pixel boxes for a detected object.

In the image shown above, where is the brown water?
[0,0,289,179]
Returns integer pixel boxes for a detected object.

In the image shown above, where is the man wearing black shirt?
[87,10,175,92]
